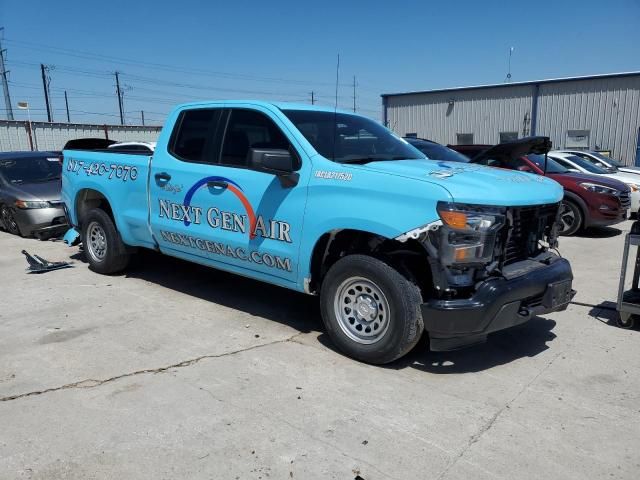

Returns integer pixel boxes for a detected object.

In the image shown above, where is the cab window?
[220,109,291,168]
[169,109,222,164]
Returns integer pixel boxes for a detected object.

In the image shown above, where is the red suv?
[450,138,630,235]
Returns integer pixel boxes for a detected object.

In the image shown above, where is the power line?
[4,38,355,88]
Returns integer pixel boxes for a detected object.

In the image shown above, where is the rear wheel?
[81,208,130,274]
[558,200,582,236]
[0,205,22,236]
[320,254,424,364]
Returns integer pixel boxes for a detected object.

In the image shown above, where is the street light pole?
[17,101,37,151]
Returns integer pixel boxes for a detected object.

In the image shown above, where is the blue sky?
[1,0,639,125]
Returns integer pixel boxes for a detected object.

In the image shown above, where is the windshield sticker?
[314,170,353,181]
[66,158,138,182]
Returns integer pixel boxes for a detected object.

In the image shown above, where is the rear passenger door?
[149,107,225,261]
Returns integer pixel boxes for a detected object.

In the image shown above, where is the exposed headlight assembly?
[14,200,50,209]
[578,182,620,196]
[433,202,506,265]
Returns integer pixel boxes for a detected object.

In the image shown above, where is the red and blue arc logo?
[183,176,257,239]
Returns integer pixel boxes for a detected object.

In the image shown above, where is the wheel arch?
[563,191,587,225]
[74,188,116,227]
[307,228,433,298]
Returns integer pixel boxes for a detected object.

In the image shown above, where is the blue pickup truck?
[61,101,574,364]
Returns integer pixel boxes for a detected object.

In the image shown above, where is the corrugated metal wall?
[386,86,533,146]
[536,76,640,165]
[0,121,162,152]
[384,75,640,165]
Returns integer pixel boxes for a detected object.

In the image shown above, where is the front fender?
[296,167,452,290]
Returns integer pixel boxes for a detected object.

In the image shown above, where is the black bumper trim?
[423,256,574,351]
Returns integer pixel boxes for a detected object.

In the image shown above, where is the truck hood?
[352,159,563,206]
[2,180,62,202]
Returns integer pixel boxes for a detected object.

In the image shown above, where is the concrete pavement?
[1,223,638,479]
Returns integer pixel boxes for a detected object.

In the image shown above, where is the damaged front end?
[396,201,574,350]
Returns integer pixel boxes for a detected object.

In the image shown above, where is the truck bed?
[61,149,155,249]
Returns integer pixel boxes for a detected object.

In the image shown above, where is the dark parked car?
[447,143,490,160]
[404,137,472,163]
[457,138,630,236]
[0,151,67,238]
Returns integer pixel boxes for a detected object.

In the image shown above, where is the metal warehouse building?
[382,72,640,166]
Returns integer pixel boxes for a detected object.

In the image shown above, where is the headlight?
[15,200,50,209]
[434,202,505,265]
[628,183,639,192]
[578,182,620,195]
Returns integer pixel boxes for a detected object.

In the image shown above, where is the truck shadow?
[123,249,321,334]
[72,248,559,372]
[389,317,557,374]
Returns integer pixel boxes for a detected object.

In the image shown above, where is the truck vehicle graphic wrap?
[62,101,574,364]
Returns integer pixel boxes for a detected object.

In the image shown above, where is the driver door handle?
[207,180,228,190]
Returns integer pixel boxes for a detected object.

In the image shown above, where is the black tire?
[320,254,424,364]
[558,200,582,236]
[81,208,130,274]
[0,205,22,236]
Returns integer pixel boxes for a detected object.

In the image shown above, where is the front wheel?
[558,200,582,236]
[0,205,22,236]
[81,208,131,274]
[320,255,424,364]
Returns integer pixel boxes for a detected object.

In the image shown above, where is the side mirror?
[249,148,299,187]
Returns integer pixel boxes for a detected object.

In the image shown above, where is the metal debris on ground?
[22,250,73,273]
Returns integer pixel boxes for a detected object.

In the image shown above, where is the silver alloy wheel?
[559,203,576,233]
[86,221,107,262]
[334,276,391,344]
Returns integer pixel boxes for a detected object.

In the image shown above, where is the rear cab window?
[169,109,223,164]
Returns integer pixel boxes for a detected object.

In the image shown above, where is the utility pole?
[0,33,13,120]
[115,71,124,125]
[310,91,315,105]
[141,110,145,126]
[40,64,53,122]
[352,75,356,112]
[64,91,70,122]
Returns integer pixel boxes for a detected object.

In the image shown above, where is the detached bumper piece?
[423,256,575,351]
[62,227,81,246]
[22,250,73,274]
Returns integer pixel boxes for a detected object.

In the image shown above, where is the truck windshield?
[282,109,423,163]
[0,156,62,184]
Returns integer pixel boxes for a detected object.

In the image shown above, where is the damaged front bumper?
[423,254,575,351]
